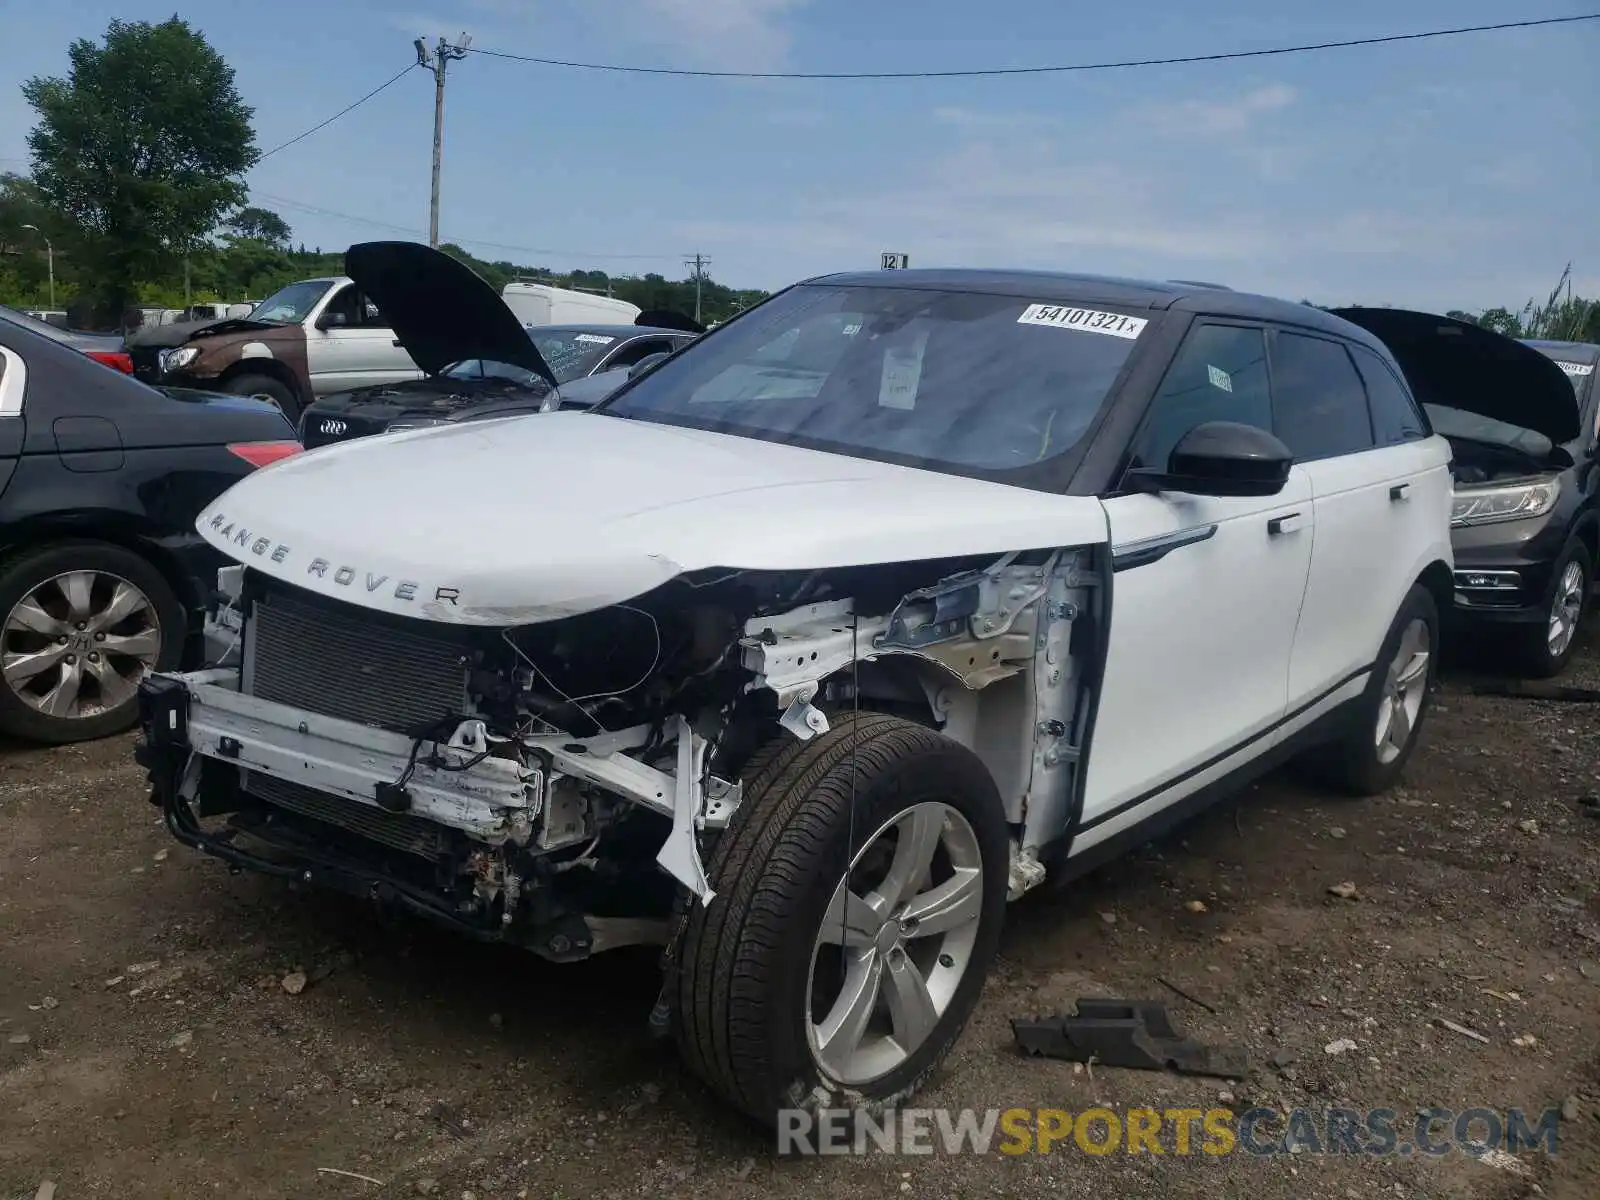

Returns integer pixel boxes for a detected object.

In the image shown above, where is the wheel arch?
[1415,557,1453,623]
[216,358,307,406]
[1569,511,1599,564]
[0,519,207,623]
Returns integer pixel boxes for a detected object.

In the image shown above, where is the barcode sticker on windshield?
[1556,360,1594,377]
[1207,364,1233,393]
[1018,304,1147,339]
[573,334,615,345]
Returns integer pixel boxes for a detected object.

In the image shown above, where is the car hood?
[195,412,1110,625]
[126,316,282,349]
[1331,308,1580,444]
[345,241,558,388]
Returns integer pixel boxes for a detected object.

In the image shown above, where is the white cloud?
[601,0,812,70]
[1145,83,1298,138]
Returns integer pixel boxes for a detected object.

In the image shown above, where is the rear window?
[531,330,622,383]
[603,283,1145,480]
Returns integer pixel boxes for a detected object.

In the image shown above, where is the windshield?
[442,359,548,388]
[530,329,621,383]
[249,280,333,324]
[602,283,1144,478]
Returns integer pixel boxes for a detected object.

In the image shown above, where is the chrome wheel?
[2,571,162,720]
[806,801,984,1086]
[1374,617,1430,765]
[1547,559,1585,659]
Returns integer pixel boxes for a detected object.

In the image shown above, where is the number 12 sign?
[880,252,909,270]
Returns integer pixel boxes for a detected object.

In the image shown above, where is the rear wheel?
[1504,541,1590,679]
[1299,584,1438,797]
[225,372,300,421]
[674,712,1009,1125]
[0,542,185,743]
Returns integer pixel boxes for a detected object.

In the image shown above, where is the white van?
[501,281,641,328]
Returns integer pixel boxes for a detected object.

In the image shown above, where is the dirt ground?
[3,621,1599,1200]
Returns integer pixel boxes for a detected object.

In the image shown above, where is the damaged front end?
[138,547,1102,961]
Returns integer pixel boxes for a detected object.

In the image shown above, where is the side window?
[1350,345,1427,445]
[605,338,674,372]
[1269,332,1375,461]
[1131,323,1272,470]
[356,293,388,329]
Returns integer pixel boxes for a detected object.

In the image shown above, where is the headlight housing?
[1451,477,1561,528]
[387,418,446,432]
[158,346,200,372]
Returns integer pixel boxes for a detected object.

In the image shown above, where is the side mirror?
[318,310,348,330]
[628,351,669,380]
[1128,421,1293,497]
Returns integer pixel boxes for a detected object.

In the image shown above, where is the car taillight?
[85,350,134,373]
[227,441,302,468]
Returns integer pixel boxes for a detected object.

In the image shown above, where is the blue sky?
[0,1,1594,310]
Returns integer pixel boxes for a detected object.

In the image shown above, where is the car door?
[1076,321,1314,850]
[1270,330,1445,711]
[303,283,422,395]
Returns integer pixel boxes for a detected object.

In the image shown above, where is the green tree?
[22,17,258,324]
[224,205,292,247]
[1476,307,1524,337]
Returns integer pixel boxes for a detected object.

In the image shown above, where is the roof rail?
[1168,279,1233,290]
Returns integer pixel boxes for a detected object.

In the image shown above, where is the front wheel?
[1504,541,1591,679]
[224,372,300,421]
[674,713,1010,1125]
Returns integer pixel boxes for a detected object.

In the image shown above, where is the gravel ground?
[2,619,1598,1200]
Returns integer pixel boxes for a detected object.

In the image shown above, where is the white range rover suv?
[137,270,1466,1125]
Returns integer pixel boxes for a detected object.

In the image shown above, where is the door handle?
[1390,483,1410,501]
[1267,512,1303,536]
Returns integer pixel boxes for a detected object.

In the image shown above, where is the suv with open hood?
[1332,312,1595,677]
[297,242,701,449]
[141,270,1476,1126]
[124,274,423,420]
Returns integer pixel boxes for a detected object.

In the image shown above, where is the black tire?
[0,541,185,744]
[1299,584,1439,797]
[674,712,1009,1126]
[225,372,300,421]
[1503,540,1591,680]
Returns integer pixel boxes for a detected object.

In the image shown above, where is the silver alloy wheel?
[1547,559,1585,659]
[806,801,984,1086]
[1374,617,1430,765]
[2,571,162,720]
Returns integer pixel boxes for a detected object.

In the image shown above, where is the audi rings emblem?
[319,419,348,435]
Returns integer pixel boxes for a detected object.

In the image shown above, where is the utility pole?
[685,253,709,324]
[20,225,53,309]
[415,33,472,248]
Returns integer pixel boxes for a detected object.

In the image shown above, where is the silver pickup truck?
[124,276,422,419]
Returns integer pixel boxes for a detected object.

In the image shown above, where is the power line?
[466,12,1599,79]
[252,190,681,261]
[257,64,417,160]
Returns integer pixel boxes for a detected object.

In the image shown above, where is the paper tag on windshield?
[1017,304,1147,340]
[1556,360,1594,377]
[1207,364,1233,393]
[879,330,928,410]
[573,334,615,345]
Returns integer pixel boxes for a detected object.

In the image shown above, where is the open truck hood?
[345,241,559,388]
[1331,307,1580,444]
[195,411,1109,625]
